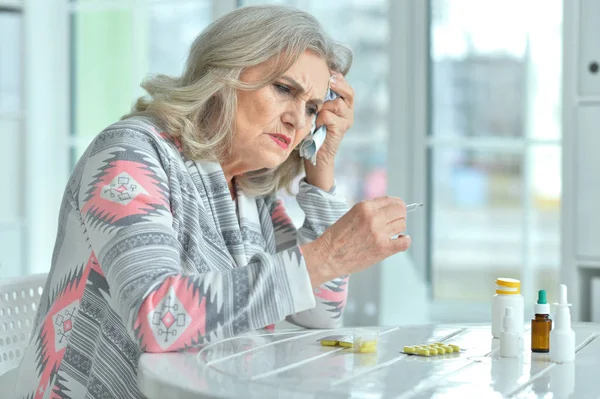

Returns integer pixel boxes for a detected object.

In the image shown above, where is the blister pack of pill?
[401,342,462,357]
[318,335,354,347]
[318,331,378,353]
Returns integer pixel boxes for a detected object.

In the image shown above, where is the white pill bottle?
[492,277,524,338]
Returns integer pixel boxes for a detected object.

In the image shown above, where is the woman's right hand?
[302,196,412,287]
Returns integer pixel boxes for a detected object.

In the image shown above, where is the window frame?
[22,0,70,274]
[0,1,25,279]
[0,1,22,10]
[384,0,432,324]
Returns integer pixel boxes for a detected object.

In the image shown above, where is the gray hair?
[123,5,352,197]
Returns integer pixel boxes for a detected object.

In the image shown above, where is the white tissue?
[298,89,338,165]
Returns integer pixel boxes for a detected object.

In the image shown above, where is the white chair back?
[0,273,47,377]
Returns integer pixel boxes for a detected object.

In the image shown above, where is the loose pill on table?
[355,338,378,353]
[450,344,460,352]
[442,345,453,353]
[359,343,377,353]
[436,347,446,355]
[360,341,377,348]
[429,348,439,355]
[403,346,416,354]
[339,341,354,348]
[320,340,338,346]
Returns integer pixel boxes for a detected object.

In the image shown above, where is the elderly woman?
[14,5,410,399]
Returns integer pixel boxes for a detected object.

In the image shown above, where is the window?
[428,0,562,317]
[69,0,214,162]
[0,6,24,279]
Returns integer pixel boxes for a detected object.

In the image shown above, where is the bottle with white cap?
[492,277,524,338]
[500,306,520,358]
[550,284,576,363]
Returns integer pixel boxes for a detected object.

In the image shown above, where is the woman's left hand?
[314,73,354,164]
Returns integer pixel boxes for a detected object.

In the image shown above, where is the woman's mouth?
[268,134,290,150]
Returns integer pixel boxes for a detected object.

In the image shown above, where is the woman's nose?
[281,102,307,131]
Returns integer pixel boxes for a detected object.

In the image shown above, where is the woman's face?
[231,50,330,173]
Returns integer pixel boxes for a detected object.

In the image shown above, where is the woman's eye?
[274,83,291,95]
[306,106,318,116]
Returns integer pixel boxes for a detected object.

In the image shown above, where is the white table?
[137,323,600,398]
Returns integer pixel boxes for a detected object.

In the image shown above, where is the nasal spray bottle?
[500,307,520,357]
[550,284,575,363]
[492,278,524,338]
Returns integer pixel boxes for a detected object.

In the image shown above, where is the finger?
[374,202,406,230]
[315,109,341,131]
[368,196,406,211]
[316,109,352,140]
[379,199,407,215]
[330,74,354,108]
[386,217,406,236]
[390,234,412,253]
[320,97,350,117]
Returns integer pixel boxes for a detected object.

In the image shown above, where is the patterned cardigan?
[13,116,349,399]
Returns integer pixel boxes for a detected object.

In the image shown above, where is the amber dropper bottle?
[531,289,552,353]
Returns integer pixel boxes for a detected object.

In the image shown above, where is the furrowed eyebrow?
[280,76,324,106]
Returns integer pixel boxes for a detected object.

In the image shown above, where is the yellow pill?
[403,346,416,354]
[429,348,438,355]
[442,345,453,353]
[434,342,444,346]
[320,340,338,346]
[428,344,438,348]
[450,344,460,352]
[416,348,430,356]
[339,341,354,348]
[437,347,446,355]
[359,345,377,353]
